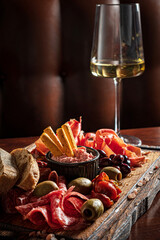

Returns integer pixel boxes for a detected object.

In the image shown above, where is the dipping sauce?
[52,146,94,163]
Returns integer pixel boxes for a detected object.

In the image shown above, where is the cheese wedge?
[56,128,74,157]
[43,126,64,153]
[40,133,63,157]
[62,123,77,150]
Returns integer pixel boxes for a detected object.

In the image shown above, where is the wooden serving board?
[0,149,160,240]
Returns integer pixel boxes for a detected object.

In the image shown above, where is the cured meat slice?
[16,177,88,231]
[50,191,77,227]
[67,118,82,144]
[16,189,63,216]
[50,194,86,230]
[48,170,59,184]
[50,187,88,229]
[61,189,88,217]
[16,198,49,216]
[57,176,67,192]
[1,188,24,214]
[39,168,51,182]
[63,196,84,217]
[16,190,35,206]
[26,205,61,230]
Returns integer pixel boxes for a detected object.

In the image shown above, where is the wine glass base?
[121,134,142,146]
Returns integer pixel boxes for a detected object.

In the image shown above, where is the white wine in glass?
[90,3,145,145]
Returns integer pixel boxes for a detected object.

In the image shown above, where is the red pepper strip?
[83,132,96,148]
[91,190,113,208]
[126,144,142,156]
[129,156,146,167]
[100,141,115,157]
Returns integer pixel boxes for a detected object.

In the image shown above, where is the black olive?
[99,157,113,168]
[111,154,124,165]
[97,149,107,158]
[110,154,116,159]
[124,159,131,166]
[112,165,121,171]
[120,163,131,177]
[123,155,129,161]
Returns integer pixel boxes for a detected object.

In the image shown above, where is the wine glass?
[90,3,145,145]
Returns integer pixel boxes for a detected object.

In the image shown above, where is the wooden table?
[0,127,160,240]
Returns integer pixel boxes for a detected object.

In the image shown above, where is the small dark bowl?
[46,146,100,181]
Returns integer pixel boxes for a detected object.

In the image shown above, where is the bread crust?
[0,148,19,194]
[11,148,40,191]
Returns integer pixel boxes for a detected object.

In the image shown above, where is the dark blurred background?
[0,0,159,138]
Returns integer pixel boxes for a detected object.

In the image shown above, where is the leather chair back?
[0,0,159,138]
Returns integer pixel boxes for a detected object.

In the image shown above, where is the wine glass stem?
[113,78,121,136]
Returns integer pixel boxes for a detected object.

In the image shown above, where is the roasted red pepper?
[91,190,113,208]
[92,172,121,202]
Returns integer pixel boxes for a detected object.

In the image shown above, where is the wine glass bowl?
[90,3,145,145]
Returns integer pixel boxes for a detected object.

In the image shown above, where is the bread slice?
[0,148,19,194]
[11,148,40,191]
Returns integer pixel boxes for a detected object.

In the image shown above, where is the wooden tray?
[0,148,160,240]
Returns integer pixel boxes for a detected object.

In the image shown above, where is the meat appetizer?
[0,117,149,237]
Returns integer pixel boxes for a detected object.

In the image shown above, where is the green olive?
[100,166,122,181]
[81,198,104,221]
[33,180,59,197]
[67,177,92,195]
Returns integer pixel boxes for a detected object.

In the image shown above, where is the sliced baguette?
[0,148,19,194]
[11,148,40,191]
